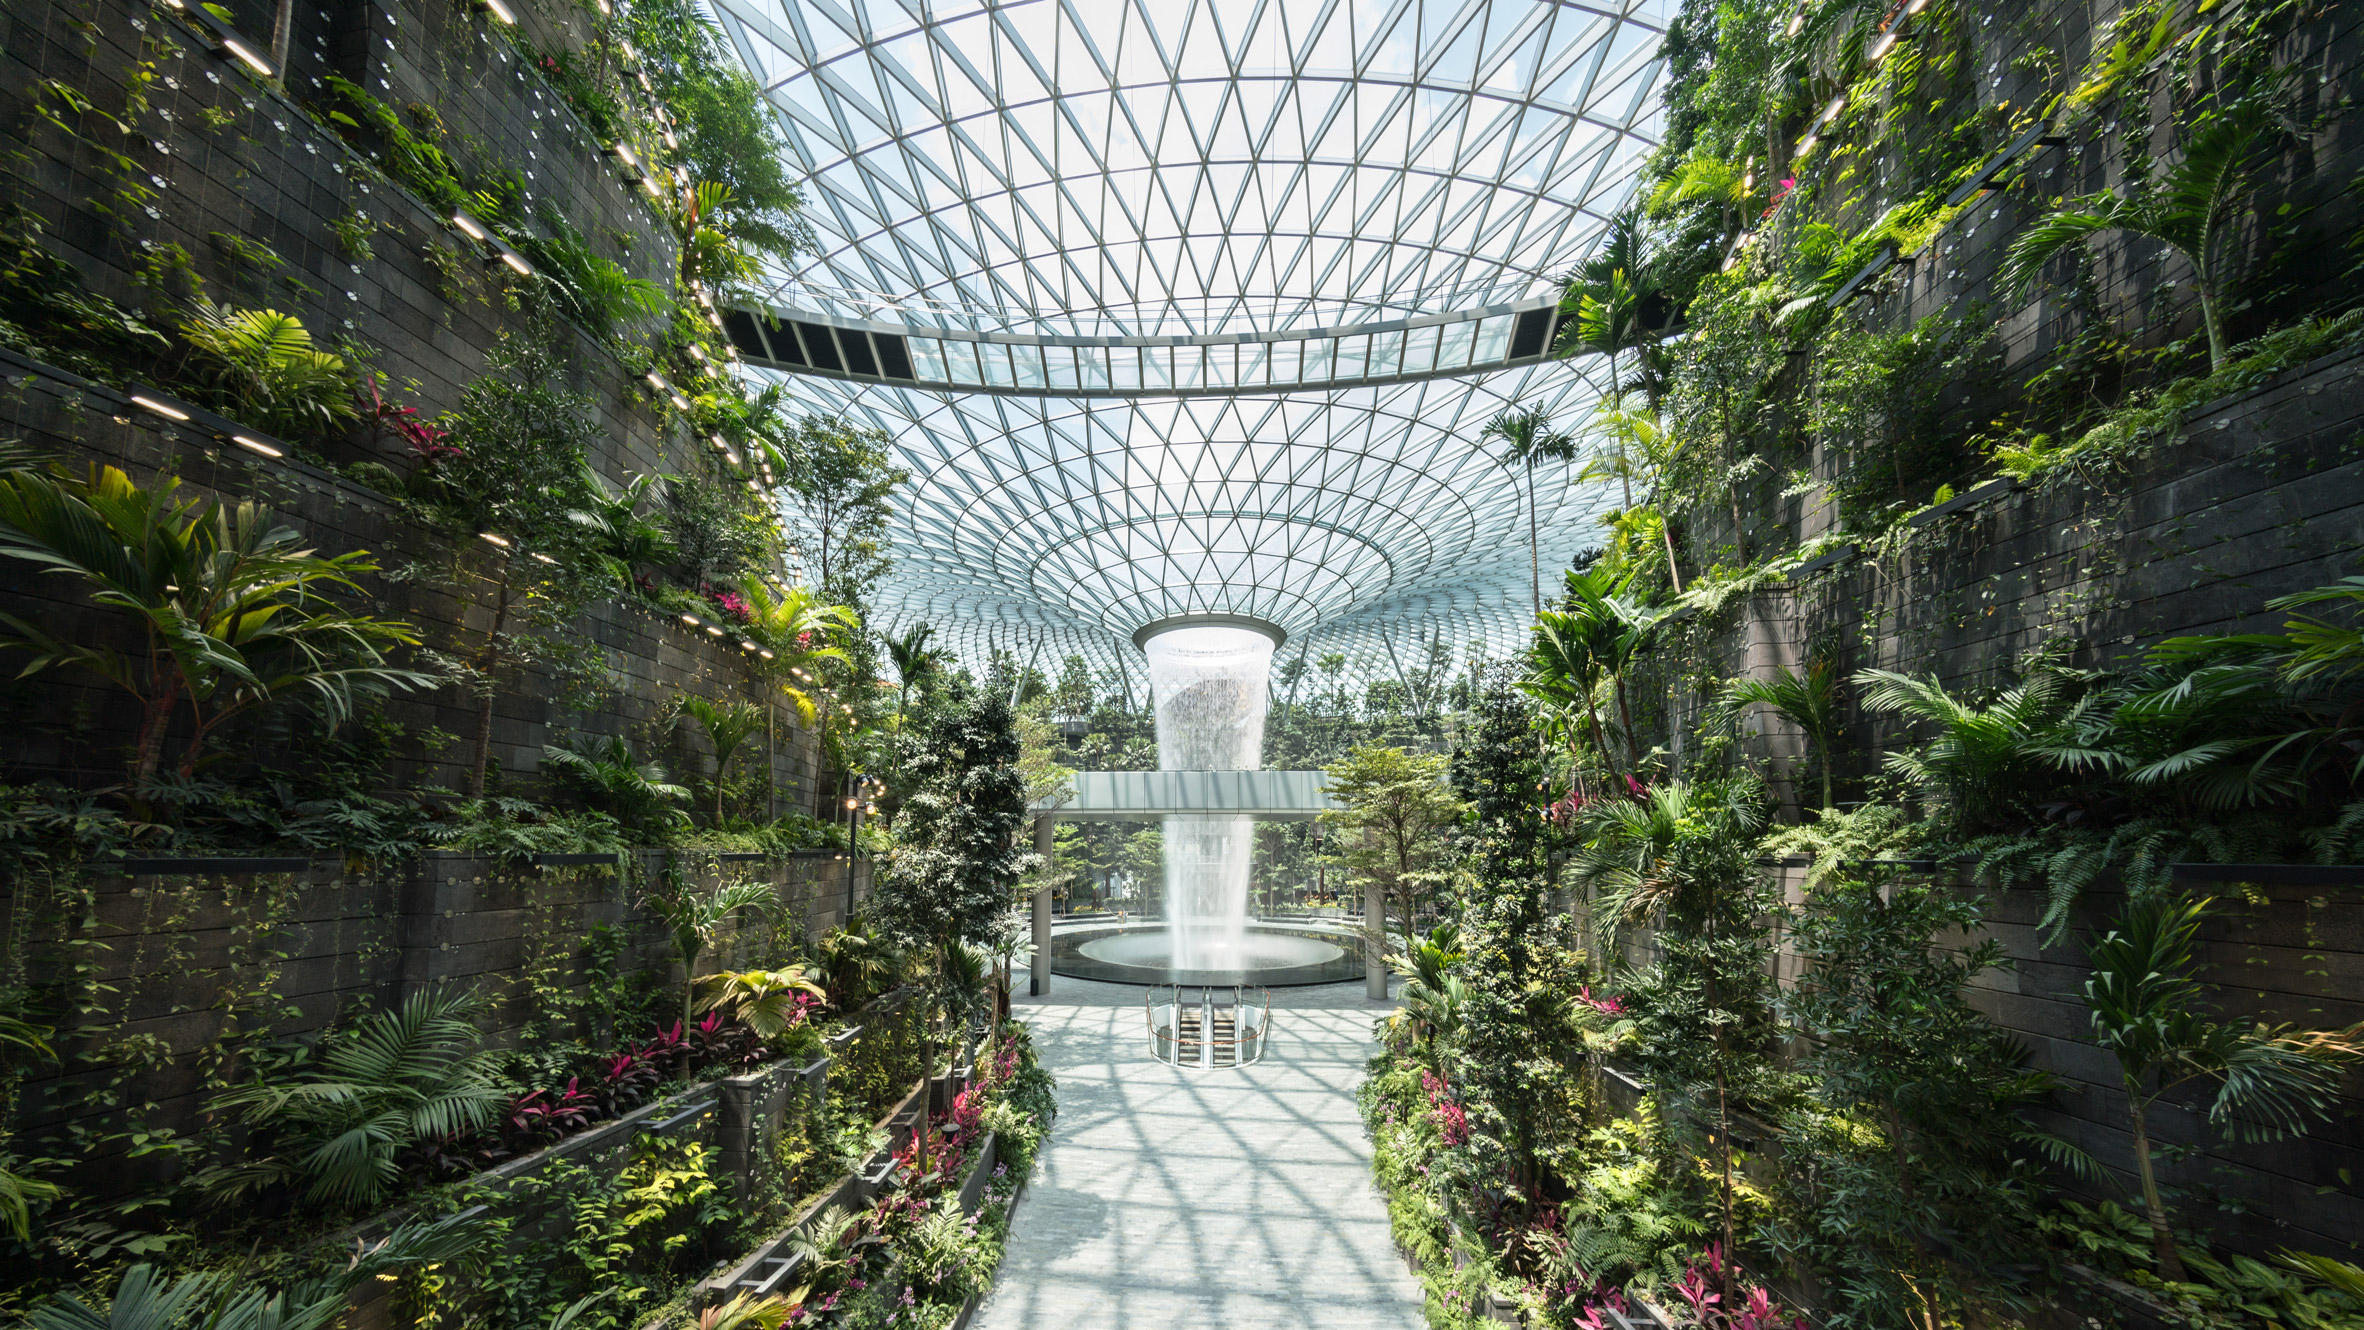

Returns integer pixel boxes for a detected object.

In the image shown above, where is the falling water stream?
[1141,625,1275,972]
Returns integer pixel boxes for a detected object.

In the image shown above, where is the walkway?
[973,976,1424,1330]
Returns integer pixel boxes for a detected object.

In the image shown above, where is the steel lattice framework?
[708,0,1672,691]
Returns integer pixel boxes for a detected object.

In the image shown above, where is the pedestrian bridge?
[1035,770,1338,821]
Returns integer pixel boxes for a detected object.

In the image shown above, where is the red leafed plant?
[505,1076,595,1145]
[360,372,458,461]
[1668,1245,1805,1330]
[1419,1069,1469,1146]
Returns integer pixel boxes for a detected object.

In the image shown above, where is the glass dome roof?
[709,0,1673,689]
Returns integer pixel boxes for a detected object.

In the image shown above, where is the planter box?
[698,1170,868,1302]
[119,856,315,874]
[1904,475,2020,527]
[953,1133,999,1216]
[947,1137,1032,1330]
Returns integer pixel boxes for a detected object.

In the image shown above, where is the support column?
[1031,816,1054,997]
[1364,885,1387,1000]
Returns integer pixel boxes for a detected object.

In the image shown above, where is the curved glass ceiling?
[712,0,1672,689]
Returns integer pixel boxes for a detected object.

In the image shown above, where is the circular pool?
[1049,923,1363,986]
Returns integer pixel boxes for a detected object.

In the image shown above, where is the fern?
[209,987,503,1208]
[178,302,357,442]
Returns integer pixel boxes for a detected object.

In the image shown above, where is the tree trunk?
[1659,512,1684,592]
[2127,1088,2186,1281]
[1614,675,1640,771]
[1717,1067,1736,1303]
[916,946,944,1176]
[678,945,698,1077]
[468,571,515,797]
[1727,476,1750,566]
[2198,284,2230,375]
[132,662,184,785]
[1527,456,1541,615]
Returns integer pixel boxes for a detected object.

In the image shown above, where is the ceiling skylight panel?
[1175,3,1229,80]
[989,38,1050,116]
[1054,6,1106,82]
[788,0,861,64]
[1475,1,1540,79]
[930,20,998,116]
[1423,8,1484,86]
[1358,0,1417,77]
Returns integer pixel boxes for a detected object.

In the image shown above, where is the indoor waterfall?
[1141,624,1275,971]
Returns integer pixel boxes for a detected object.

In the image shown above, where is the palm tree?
[25,1212,491,1330]
[885,623,940,728]
[1527,606,1617,777]
[699,964,828,1038]
[568,465,677,593]
[738,577,854,727]
[0,461,432,782]
[1725,660,1845,809]
[1577,396,1686,590]
[541,733,691,832]
[1574,269,1643,407]
[679,695,766,823]
[1854,667,2079,830]
[1531,566,1668,773]
[1480,407,1580,613]
[2002,105,2274,373]
[27,1265,346,1330]
[1648,151,1754,249]
[2084,894,2361,1281]
[209,986,505,1208]
[652,878,775,1042]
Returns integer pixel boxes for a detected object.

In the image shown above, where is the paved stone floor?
[972,975,1424,1330]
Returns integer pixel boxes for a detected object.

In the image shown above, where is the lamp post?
[842,772,870,922]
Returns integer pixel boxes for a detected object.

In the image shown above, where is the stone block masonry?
[0,847,872,1205]
[0,0,694,486]
[1618,347,2364,1263]
[0,353,823,804]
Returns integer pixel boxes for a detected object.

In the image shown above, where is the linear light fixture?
[219,35,275,77]
[231,434,283,457]
[496,247,533,276]
[450,211,488,241]
[130,393,191,421]
[1868,29,1904,60]
[480,0,517,23]
[478,532,511,548]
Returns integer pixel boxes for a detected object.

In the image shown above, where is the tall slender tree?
[871,682,1040,1171]
[1480,408,1580,614]
[1445,672,1566,1200]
